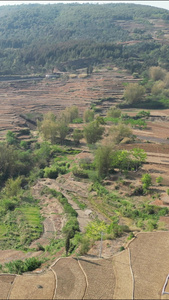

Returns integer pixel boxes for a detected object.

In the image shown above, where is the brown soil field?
[52,257,86,299]
[0,274,16,300]
[129,232,169,299]
[8,270,55,299]
[0,66,137,139]
[113,249,133,300]
[79,257,115,299]
[0,249,42,265]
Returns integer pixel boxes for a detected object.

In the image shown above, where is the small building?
[45,73,60,79]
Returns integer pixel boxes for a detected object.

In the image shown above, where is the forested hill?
[1,3,169,75]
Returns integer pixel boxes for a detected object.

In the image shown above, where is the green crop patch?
[17,206,42,230]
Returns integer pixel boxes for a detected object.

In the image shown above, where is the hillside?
[0,3,169,75]
[1,3,169,300]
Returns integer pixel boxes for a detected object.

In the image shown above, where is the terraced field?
[1,232,169,299]
[1,59,169,300]
[0,67,138,139]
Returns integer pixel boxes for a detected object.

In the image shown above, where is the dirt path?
[29,217,55,248]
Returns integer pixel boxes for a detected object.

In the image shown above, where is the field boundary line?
[6,274,19,300]
[128,247,135,300]
[50,257,62,300]
[50,267,57,300]
[162,274,169,295]
[78,258,88,300]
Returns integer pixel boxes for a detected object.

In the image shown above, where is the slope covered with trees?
[0,3,169,75]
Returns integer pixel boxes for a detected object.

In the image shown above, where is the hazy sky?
[0,1,169,11]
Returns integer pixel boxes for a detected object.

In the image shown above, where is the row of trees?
[122,65,169,107]
[38,106,106,145]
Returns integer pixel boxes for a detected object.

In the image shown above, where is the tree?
[4,176,22,198]
[107,107,121,118]
[124,83,145,104]
[63,106,79,123]
[83,121,104,144]
[34,142,51,168]
[112,150,131,172]
[109,123,132,144]
[94,144,113,178]
[6,131,18,145]
[73,129,83,145]
[56,120,69,144]
[131,148,147,171]
[151,80,165,95]
[65,231,71,256]
[85,220,107,240]
[83,109,94,123]
[37,112,57,144]
[149,66,166,81]
[87,65,93,75]
[141,173,152,192]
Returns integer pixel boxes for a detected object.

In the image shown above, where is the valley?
[1,2,169,299]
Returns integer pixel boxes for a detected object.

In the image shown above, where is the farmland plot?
[0,274,16,300]
[113,249,133,300]
[129,232,169,299]
[52,257,86,299]
[79,257,115,299]
[8,270,55,299]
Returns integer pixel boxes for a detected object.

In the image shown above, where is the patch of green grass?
[0,205,43,250]
[0,224,7,239]
[71,195,87,210]
[88,182,168,231]
[45,238,64,255]
[17,206,43,232]
[104,116,147,129]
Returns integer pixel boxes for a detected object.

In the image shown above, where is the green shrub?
[136,110,150,118]
[43,166,59,179]
[141,173,152,191]
[107,107,121,118]
[4,257,42,274]
[119,246,125,251]
[72,118,83,124]
[20,140,29,149]
[145,219,158,231]
[83,109,94,122]
[72,167,89,178]
[62,217,80,238]
[127,232,135,240]
[79,236,90,255]
[64,203,78,217]
[156,176,163,185]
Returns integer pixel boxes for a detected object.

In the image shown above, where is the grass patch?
[88,182,168,231]
[0,224,7,239]
[104,116,147,129]
[3,257,43,274]
[71,194,87,210]
[17,206,42,229]
[0,205,43,250]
